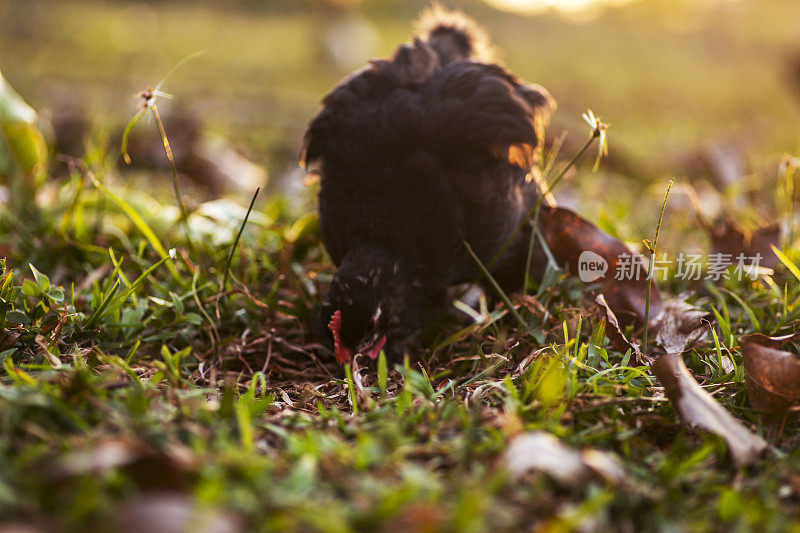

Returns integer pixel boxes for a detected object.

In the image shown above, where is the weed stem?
[151,103,198,260]
[642,177,674,351]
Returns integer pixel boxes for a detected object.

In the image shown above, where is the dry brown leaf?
[704,140,745,190]
[504,431,628,487]
[710,219,780,269]
[653,300,710,355]
[595,294,646,363]
[740,332,800,414]
[652,352,768,467]
[539,205,662,327]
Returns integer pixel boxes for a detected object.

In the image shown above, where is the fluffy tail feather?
[416,5,493,65]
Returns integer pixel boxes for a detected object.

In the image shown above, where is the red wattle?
[366,335,386,360]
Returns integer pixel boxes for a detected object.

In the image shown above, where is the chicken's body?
[303,9,555,363]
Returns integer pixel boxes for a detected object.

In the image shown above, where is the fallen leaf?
[50,438,194,491]
[504,431,627,487]
[653,300,710,355]
[719,355,735,374]
[595,294,646,363]
[56,439,142,477]
[739,332,800,350]
[704,139,746,191]
[652,352,767,467]
[113,492,242,533]
[740,332,800,414]
[710,219,780,270]
[539,205,662,327]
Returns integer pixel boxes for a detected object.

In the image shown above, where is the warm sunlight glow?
[485,0,635,15]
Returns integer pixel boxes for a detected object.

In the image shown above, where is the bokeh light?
[484,0,634,15]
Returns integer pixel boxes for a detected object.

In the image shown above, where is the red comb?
[328,310,351,364]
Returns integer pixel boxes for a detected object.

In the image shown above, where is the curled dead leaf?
[539,205,662,327]
[652,352,767,467]
[740,332,800,414]
[595,294,646,363]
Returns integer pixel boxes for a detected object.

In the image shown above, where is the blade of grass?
[83,279,120,330]
[222,187,260,292]
[120,108,146,165]
[344,363,359,414]
[377,350,388,398]
[463,239,529,332]
[108,248,136,307]
[96,252,124,298]
[192,269,219,348]
[771,244,800,282]
[125,339,141,365]
[719,287,762,332]
[88,172,181,282]
[101,251,176,323]
[541,131,567,182]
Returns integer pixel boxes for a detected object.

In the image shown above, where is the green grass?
[2,0,800,530]
[0,111,799,530]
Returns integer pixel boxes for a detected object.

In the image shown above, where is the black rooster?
[303,8,555,364]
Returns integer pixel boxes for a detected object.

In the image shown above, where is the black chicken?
[303,8,555,364]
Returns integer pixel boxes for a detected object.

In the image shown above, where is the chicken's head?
[322,269,390,365]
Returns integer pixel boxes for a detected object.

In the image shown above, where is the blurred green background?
[2,0,799,220]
